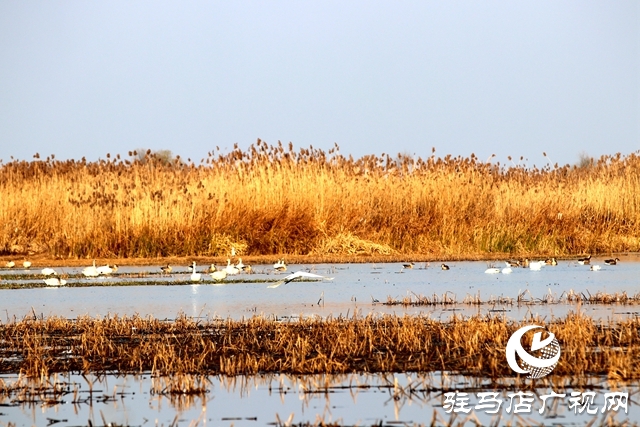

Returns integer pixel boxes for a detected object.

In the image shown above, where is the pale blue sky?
[1,1,638,167]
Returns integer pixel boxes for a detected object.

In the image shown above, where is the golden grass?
[1,312,639,381]
[1,142,640,258]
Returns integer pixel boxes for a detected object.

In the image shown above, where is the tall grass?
[1,141,639,258]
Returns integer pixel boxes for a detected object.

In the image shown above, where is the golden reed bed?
[0,312,638,380]
[1,141,639,259]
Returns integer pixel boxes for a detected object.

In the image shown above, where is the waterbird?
[5,261,15,268]
[41,267,57,276]
[190,261,201,282]
[505,260,520,267]
[578,255,591,265]
[590,265,601,271]
[210,269,227,281]
[267,271,334,289]
[441,264,450,271]
[604,258,620,265]
[224,259,239,275]
[521,259,530,268]
[545,258,558,266]
[484,268,500,274]
[501,267,513,274]
[529,261,544,271]
[44,278,67,287]
[96,264,117,275]
[82,260,99,277]
[235,258,245,270]
[273,259,287,272]
[402,262,414,269]
[160,264,172,275]
[23,260,31,268]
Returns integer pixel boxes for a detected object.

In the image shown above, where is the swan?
[501,267,513,274]
[590,265,601,271]
[96,264,117,275]
[23,260,31,268]
[273,259,287,272]
[41,268,57,276]
[5,261,15,268]
[82,260,99,277]
[224,259,239,275]
[210,269,227,281]
[190,261,201,282]
[441,264,450,270]
[235,258,245,270]
[267,271,334,289]
[604,258,620,265]
[44,278,67,287]
[485,268,500,274]
[529,261,544,271]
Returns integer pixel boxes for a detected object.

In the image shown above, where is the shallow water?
[0,372,636,427]
[1,258,640,321]
[2,259,640,426]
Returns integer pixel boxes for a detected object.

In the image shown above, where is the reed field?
[0,312,638,380]
[1,141,640,259]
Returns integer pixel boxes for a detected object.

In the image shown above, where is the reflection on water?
[0,372,637,426]
[1,259,640,321]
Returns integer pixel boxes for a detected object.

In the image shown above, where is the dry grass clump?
[0,312,639,380]
[1,142,640,258]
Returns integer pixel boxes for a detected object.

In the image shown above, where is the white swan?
[268,271,334,289]
[501,267,513,274]
[96,264,117,275]
[210,269,227,281]
[41,268,57,276]
[224,259,239,275]
[529,261,544,271]
[82,260,99,277]
[5,261,15,268]
[190,261,201,282]
[273,259,287,272]
[23,260,31,268]
[44,278,67,287]
[485,268,500,274]
[590,265,601,271]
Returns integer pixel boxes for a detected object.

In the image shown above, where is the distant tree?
[133,148,178,165]
[576,151,593,169]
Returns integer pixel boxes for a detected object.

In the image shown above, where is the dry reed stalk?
[1,143,640,259]
[1,312,639,380]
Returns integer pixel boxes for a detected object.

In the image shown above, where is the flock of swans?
[1,257,332,288]
[1,254,622,289]
[400,256,620,275]
[477,256,618,274]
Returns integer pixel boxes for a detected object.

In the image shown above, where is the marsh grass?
[381,290,640,306]
[1,142,640,259]
[1,312,639,381]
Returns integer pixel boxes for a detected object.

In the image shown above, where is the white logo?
[506,325,560,379]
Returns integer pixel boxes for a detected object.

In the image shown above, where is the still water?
[1,258,639,426]
[0,258,639,321]
[0,372,636,426]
